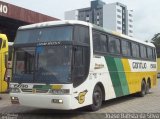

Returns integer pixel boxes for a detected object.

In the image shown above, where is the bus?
[0,34,8,93]
[10,20,157,111]
[7,42,14,81]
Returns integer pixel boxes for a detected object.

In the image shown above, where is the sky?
[1,0,160,41]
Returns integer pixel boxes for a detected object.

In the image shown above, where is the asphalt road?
[0,79,160,119]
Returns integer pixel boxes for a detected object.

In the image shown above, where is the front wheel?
[89,85,102,111]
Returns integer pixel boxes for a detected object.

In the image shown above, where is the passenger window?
[93,31,108,53]
[108,36,120,54]
[147,47,153,59]
[140,45,147,59]
[132,43,140,58]
[122,40,131,57]
[153,48,157,60]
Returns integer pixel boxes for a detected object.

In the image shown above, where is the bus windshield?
[14,26,73,44]
[12,46,72,84]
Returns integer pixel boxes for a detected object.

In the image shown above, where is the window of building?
[97,21,100,25]
[108,36,120,54]
[140,45,147,59]
[132,43,140,58]
[117,26,121,30]
[97,15,100,19]
[93,30,108,53]
[117,15,121,19]
[122,40,131,56]
[129,14,132,17]
[86,14,89,17]
[129,19,133,22]
[117,21,121,24]
[117,9,121,13]
[129,30,133,33]
[129,25,133,28]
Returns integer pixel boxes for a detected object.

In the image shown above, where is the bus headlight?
[49,89,70,95]
[10,88,21,93]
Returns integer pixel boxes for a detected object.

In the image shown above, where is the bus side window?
[93,31,108,53]
[122,40,131,57]
[132,43,140,58]
[108,36,120,54]
[140,45,147,59]
[147,47,153,60]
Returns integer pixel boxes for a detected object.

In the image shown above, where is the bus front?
[10,21,91,110]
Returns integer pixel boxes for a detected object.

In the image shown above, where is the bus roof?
[18,20,155,48]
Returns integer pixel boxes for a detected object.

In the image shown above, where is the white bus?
[10,20,157,111]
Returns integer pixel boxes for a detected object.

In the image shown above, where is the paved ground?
[0,79,160,119]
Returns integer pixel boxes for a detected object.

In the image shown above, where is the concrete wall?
[103,4,117,31]
[65,10,78,20]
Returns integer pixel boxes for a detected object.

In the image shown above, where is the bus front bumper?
[10,93,72,110]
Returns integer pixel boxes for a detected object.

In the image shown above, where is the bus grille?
[21,89,49,93]
[21,89,32,92]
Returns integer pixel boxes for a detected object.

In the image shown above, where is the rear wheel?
[89,85,102,111]
[146,81,150,94]
[138,80,146,97]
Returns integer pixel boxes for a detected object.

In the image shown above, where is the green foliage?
[151,33,160,45]
[151,33,160,58]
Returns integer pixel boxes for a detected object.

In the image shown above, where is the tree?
[151,33,160,58]
[151,33,160,45]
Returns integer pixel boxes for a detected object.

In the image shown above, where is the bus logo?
[75,90,88,104]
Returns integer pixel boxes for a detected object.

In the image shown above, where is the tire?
[138,80,146,97]
[89,85,102,111]
[145,81,150,94]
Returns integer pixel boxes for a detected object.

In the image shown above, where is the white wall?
[65,10,78,20]
[126,10,134,37]
[103,4,117,32]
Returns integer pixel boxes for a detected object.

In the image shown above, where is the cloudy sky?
[1,0,160,41]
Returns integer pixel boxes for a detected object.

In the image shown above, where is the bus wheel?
[138,80,146,97]
[89,85,102,111]
[146,81,150,94]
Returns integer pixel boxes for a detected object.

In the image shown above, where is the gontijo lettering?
[132,62,147,69]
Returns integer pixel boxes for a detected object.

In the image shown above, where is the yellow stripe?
[51,85,62,90]
[122,59,157,94]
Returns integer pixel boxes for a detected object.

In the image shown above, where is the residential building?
[65,0,133,37]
